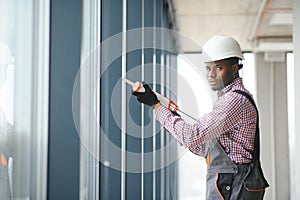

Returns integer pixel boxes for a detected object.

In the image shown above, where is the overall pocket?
[240,161,269,200]
[216,173,234,200]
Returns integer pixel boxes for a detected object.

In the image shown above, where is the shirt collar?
[217,78,242,97]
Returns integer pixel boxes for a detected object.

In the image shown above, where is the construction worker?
[132,35,269,199]
[0,40,13,199]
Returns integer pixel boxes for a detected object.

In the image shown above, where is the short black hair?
[224,57,243,70]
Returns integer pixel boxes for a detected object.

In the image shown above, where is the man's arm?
[132,83,207,156]
[132,83,244,157]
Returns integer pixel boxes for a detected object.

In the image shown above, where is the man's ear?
[232,63,239,74]
[232,63,239,78]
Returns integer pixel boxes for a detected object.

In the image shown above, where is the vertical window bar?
[165,53,170,200]
[141,0,145,200]
[96,0,101,198]
[160,49,165,200]
[80,1,101,198]
[160,4,167,198]
[31,0,50,198]
[152,1,156,199]
[121,0,127,200]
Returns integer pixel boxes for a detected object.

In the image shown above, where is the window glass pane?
[0,1,49,199]
[0,1,27,199]
[0,34,14,200]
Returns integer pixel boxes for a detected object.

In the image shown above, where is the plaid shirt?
[155,78,257,164]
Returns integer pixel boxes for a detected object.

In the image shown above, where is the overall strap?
[233,90,260,161]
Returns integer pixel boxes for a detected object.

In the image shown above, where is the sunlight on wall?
[177,54,211,200]
[287,53,295,198]
[240,53,256,99]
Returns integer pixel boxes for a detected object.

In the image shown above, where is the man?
[132,35,268,199]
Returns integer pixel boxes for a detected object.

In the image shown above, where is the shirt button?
[225,186,231,191]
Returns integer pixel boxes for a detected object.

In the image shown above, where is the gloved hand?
[171,111,180,117]
[132,82,160,107]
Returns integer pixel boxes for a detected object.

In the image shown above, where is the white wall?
[293,0,300,199]
[177,54,212,200]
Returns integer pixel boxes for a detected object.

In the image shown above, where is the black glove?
[132,82,160,107]
[171,111,180,117]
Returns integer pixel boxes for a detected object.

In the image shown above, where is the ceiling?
[172,0,293,53]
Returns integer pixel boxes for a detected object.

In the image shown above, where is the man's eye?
[216,66,222,70]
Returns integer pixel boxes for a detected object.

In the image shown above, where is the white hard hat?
[0,41,14,65]
[202,35,244,62]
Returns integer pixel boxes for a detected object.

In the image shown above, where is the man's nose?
[207,68,216,77]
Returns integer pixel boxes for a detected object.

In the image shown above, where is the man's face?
[205,60,237,91]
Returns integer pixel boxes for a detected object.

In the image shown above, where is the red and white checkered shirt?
[155,78,257,164]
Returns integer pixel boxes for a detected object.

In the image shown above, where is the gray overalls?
[205,90,268,200]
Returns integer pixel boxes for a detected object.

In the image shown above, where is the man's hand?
[132,82,160,107]
[171,111,180,117]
